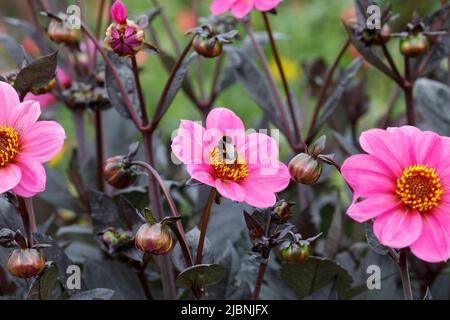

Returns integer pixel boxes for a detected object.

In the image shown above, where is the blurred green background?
[0,0,444,161]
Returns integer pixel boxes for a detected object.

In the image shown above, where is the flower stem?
[243,19,296,150]
[195,188,217,265]
[137,269,153,300]
[142,133,177,299]
[261,12,305,152]
[80,21,142,128]
[306,39,350,145]
[252,213,272,300]
[148,38,194,131]
[404,56,415,125]
[131,56,150,126]
[132,160,193,267]
[17,197,37,247]
[94,109,105,192]
[73,109,88,167]
[399,249,413,300]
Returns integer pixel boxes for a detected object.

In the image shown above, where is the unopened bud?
[400,33,429,57]
[193,35,223,58]
[135,223,176,255]
[103,156,137,189]
[48,21,79,45]
[7,248,45,279]
[280,243,310,263]
[288,153,322,185]
[273,201,293,223]
[104,21,145,57]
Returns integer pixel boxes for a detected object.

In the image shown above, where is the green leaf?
[104,52,140,119]
[27,264,60,300]
[415,78,450,136]
[316,58,363,129]
[143,208,156,225]
[0,33,26,68]
[280,257,353,299]
[176,264,227,290]
[13,51,58,100]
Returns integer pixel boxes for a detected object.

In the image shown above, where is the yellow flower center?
[210,146,248,183]
[396,164,443,212]
[0,127,19,167]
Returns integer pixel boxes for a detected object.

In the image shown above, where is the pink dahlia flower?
[0,82,65,197]
[171,107,290,208]
[211,0,283,19]
[342,126,450,263]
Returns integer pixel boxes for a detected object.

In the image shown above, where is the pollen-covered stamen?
[0,127,19,167]
[396,164,443,212]
[210,146,248,183]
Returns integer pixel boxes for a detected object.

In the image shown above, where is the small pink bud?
[111,0,128,24]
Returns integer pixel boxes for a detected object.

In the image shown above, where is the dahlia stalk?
[342,126,450,298]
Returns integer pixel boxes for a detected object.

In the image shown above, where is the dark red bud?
[135,223,176,255]
[103,156,137,189]
[7,249,45,279]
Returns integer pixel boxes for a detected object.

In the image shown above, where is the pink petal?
[0,81,20,124]
[413,130,444,169]
[111,0,127,24]
[242,132,279,167]
[231,0,255,19]
[360,128,412,177]
[12,155,46,197]
[410,207,450,263]
[56,68,72,88]
[24,93,56,109]
[186,164,216,187]
[0,164,22,194]
[341,154,396,196]
[211,0,236,15]
[241,179,276,208]
[19,121,66,163]
[245,161,290,192]
[206,107,245,135]
[347,195,403,223]
[254,0,282,11]
[215,179,246,202]
[7,100,41,133]
[373,207,422,248]
[171,120,207,165]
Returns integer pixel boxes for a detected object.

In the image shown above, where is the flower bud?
[48,21,79,45]
[135,223,176,255]
[280,243,310,263]
[111,0,128,25]
[288,153,322,185]
[273,201,293,223]
[193,35,223,58]
[103,156,137,189]
[400,33,429,57]
[104,21,145,57]
[7,248,45,279]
